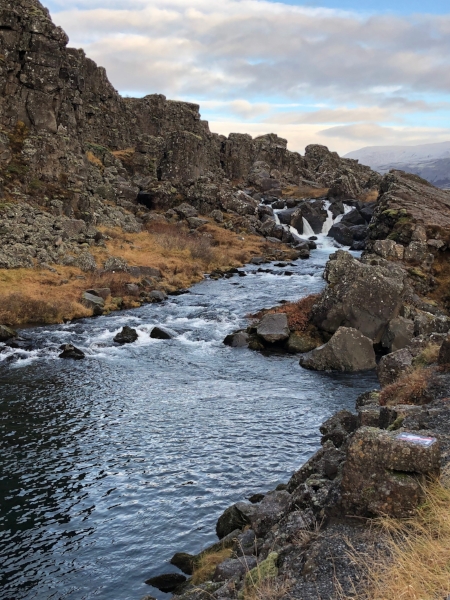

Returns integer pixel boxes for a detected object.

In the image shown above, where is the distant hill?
[345,142,450,189]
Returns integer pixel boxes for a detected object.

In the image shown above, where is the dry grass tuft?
[191,548,233,585]
[282,185,329,199]
[352,472,450,600]
[412,343,441,368]
[245,576,291,600]
[379,367,433,407]
[86,150,103,169]
[359,189,379,203]
[250,294,320,333]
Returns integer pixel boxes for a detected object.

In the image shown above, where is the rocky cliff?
[0,0,380,272]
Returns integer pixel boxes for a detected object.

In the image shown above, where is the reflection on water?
[0,249,378,600]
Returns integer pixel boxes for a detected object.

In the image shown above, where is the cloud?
[51,1,450,101]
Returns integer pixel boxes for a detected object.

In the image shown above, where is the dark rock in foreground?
[170,552,195,576]
[59,344,85,360]
[113,326,138,345]
[145,573,186,593]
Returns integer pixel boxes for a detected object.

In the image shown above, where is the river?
[0,240,378,600]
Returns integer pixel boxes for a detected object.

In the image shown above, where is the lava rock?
[300,327,376,372]
[223,331,249,347]
[170,552,195,576]
[216,502,257,539]
[59,344,85,360]
[148,290,167,303]
[0,325,17,342]
[150,327,173,340]
[145,573,187,593]
[213,556,257,582]
[114,326,139,345]
[438,335,450,365]
[256,313,290,343]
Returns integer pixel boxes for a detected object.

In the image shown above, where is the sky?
[45,0,450,156]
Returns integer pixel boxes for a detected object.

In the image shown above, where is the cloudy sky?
[45,0,450,155]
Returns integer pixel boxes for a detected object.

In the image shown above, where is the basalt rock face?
[0,0,381,272]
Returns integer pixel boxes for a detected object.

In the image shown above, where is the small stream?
[0,220,378,600]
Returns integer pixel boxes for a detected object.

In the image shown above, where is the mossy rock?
[244,552,278,593]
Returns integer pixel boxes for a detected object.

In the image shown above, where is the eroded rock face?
[299,327,376,372]
[341,427,440,517]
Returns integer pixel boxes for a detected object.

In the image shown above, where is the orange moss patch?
[86,150,103,169]
[249,293,320,332]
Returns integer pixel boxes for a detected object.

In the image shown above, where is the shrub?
[250,294,320,333]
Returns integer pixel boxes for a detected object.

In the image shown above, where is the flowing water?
[0,238,378,600]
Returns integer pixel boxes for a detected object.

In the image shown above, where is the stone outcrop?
[0,0,381,273]
[113,326,138,345]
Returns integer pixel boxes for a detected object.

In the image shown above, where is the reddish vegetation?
[250,294,320,333]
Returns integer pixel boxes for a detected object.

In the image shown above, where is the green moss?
[244,552,278,594]
[388,416,404,431]
[408,267,427,280]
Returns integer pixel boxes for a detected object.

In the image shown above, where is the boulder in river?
[0,325,17,342]
[299,327,376,372]
[223,331,249,347]
[114,326,138,345]
[59,344,85,360]
[145,573,187,593]
[170,552,195,575]
[150,327,173,340]
[256,313,289,343]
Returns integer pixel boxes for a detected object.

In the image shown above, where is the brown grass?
[379,367,433,407]
[359,189,379,203]
[250,293,320,332]
[191,548,233,585]
[0,217,282,326]
[353,472,450,600]
[86,150,103,169]
[412,343,441,368]
[282,185,329,199]
[245,576,291,600]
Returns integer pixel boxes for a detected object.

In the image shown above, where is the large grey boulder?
[299,327,376,372]
[59,344,85,360]
[381,316,414,352]
[82,292,105,315]
[311,250,406,343]
[256,313,289,343]
[341,427,440,517]
[377,348,413,387]
[0,325,17,342]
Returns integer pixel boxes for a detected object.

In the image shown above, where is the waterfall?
[321,201,334,235]
[302,217,315,237]
[334,203,354,225]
